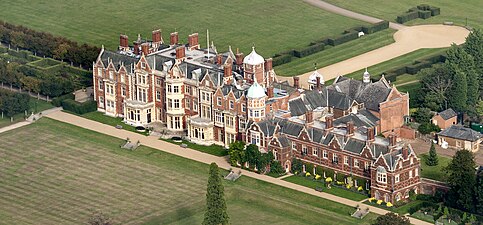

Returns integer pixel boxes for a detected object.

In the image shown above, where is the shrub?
[418,122,441,134]
[328,30,358,46]
[336,173,345,182]
[396,11,419,24]
[386,202,393,207]
[304,163,314,174]
[362,21,389,34]
[291,158,303,174]
[315,166,324,176]
[305,172,311,177]
[293,43,325,58]
[376,200,383,205]
[269,160,285,175]
[418,10,432,19]
[61,99,97,115]
[406,60,434,74]
[272,54,292,67]
[358,186,363,191]
[51,93,74,107]
[325,168,334,179]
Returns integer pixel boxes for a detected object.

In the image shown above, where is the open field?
[0,0,369,58]
[0,96,53,128]
[324,0,483,30]
[419,153,451,182]
[0,118,378,224]
[275,29,396,76]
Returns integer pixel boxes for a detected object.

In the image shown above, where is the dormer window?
[376,166,387,183]
[141,62,146,69]
[98,68,102,77]
[109,71,114,80]
[229,100,234,109]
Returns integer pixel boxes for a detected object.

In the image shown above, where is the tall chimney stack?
[293,76,300,89]
[133,41,140,55]
[152,29,162,45]
[305,111,314,124]
[265,58,273,71]
[316,76,321,90]
[235,52,244,66]
[347,121,354,136]
[141,43,149,56]
[188,33,199,50]
[367,127,375,142]
[267,86,274,99]
[216,54,223,65]
[176,46,185,60]
[170,32,179,45]
[388,135,397,147]
[119,34,128,50]
[325,115,333,130]
[402,147,408,159]
[224,64,232,78]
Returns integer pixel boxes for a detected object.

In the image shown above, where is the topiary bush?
[328,30,359,46]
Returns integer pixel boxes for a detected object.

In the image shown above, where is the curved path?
[303,0,406,30]
[44,111,432,225]
[277,25,469,88]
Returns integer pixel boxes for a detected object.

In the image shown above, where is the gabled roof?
[289,98,309,116]
[344,139,366,154]
[100,50,138,68]
[438,125,482,142]
[437,108,457,120]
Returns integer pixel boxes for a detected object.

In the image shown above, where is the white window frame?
[344,156,349,165]
[323,150,328,159]
[312,148,318,156]
[377,171,387,184]
[302,145,308,155]
[395,174,400,183]
[354,159,359,168]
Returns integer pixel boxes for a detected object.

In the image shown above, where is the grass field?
[0,96,53,128]
[0,118,378,224]
[324,0,483,30]
[282,175,368,201]
[161,138,228,157]
[275,29,396,76]
[419,153,451,182]
[0,0,370,58]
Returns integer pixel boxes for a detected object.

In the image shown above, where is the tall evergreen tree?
[446,44,479,109]
[426,142,439,166]
[445,150,476,213]
[447,66,467,112]
[203,163,229,225]
[462,29,483,95]
[475,170,483,215]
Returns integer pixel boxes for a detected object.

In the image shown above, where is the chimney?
[305,111,314,124]
[176,46,185,59]
[133,41,140,55]
[402,147,408,159]
[265,58,273,71]
[347,121,354,136]
[293,76,300,89]
[325,115,333,130]
[170,32,179,45]
[235,52,244,65]
[152,29,162,43]
[388,135,397,147]
[119,34,128,49]
[217,54,223,65]
[367,127,375,142]
[141,43,149,56]
[188,33,199,50]
[267,86,274,98]
[224,64,232,78]
[316,76,321,90]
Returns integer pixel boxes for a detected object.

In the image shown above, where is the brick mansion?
[92,30,420,203]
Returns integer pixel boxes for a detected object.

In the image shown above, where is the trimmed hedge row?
[61,99,97,115]
[272,21,390,67]
[383,54,446,82]
[396,5,440,24]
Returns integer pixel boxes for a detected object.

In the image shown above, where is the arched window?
[395,193,402,202]
[374,190,380,200]
[385,194,390,203]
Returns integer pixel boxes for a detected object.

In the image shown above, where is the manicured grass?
[282,175,369,201]
[0,96,53,128]
[161,138,228,157]
[344,48,447,81]
[0,118,378,224]
[419,153,451,182]
[411,211,458,225]
[28,58,61,69]
[275,29,396,76]
[0,0,369,58]
[324,0,483,30]
[78,111,148,135]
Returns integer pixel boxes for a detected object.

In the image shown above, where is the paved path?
[277,25,469,88]
[43,111,432,225]
[303,0,406,30]
[0,107,61,134]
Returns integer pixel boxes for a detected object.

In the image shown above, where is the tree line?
[416,30,482,120]
[0,89,30,119]
[0,21,99,68]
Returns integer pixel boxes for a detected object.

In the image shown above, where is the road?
[42,111,432,225]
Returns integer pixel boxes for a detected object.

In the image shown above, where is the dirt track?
[277,25,469,88]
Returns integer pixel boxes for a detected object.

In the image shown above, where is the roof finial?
[314,62,318,71]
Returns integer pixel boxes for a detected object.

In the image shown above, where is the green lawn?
[0,0,370,58]
[161,138,228,157]
[344,48,447,81]
[275,29,396,76]
[419,153,451,182]
[282,175,369,201]
[77,111,148,135]
[324,0,483,30]
[0,118,378,224]
[0,96,54,128]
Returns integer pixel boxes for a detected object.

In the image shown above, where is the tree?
[426,142,439,166]
[269,160,285,175]
[462,29,483,96]
[372,212,410,225]
[228,141,245,166]
[446,44,478,110]
[420,65,453,111]
[291,158,303,174]
[256,151,274,173]
[413,108,432,123]
[447,67,467,112]
[203,163,229,225]
[475,170,483,215]
[417,122,440,135]
[245,144,260,169]
[87,212,112,225]
[20,76,41,94]
[444,150,476,213]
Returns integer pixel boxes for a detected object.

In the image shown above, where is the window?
[273,150,278,161]
[99,96,104,108]
[185,98,190,109]
[365,162,370,170]
[395,174,400,183]
[226,116,235,128]
[410,158,413,165]
[254,110,260,118]
[156,90,161,101]
[344,156,349,165]
[167,99,172,109]
[323,150,328,159]
[333,153,338,164]
[98,80,103,90]
[376,169,387,183]
[242,104,246,112]
[185,86,191,94]
[167,84,172,93]
[97,68,102,77]
[109,71,113,80]
[217,97,222,106]
[229,100,234,109]
[121,86,126,96]
[156,78,162,86]
[292,142,297,150]
[174,99,180,109]
[415,168,419,177]
[120,74,125,83]
[251,132,260,146]
[312,148,318,156]
[409,170,413,178]
[193,99,198,112]
[302,145,308,155]
[173,85,179,93]
[141,62,146,69]
[456,141,461,148]
[399,161,402,169]
[239,118,246,130]
[354,159,359,168]
[215,112,223,123]
[227,134,236,145]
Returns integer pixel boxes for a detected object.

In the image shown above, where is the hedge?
[397,11,420,24]
[381,53,446,82]
[406,60,434,74]
[396,5,440,24]
[418,10,432,19]
[293,43,325,58]
[328,30,359,46]
[336,172,345,182]
[362,21,390,34]
[429,7,440,16]
[315,166,324,176]
[61,99,97,115]
[272,54,293,66]
[52,93,74,107]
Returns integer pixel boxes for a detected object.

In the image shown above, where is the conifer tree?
[203,163,229,225]
[426,142,439,166]
[445,150,476,213]
[446,44,479,109]
[447,67,467,112]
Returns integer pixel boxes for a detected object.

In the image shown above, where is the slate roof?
[289,98,309,116]
[277,136,291,148]
[100,50,138,68]
[438,125,482,142]
[146,54,171,71]
[344,139,366,154]
[437,108,457,120]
